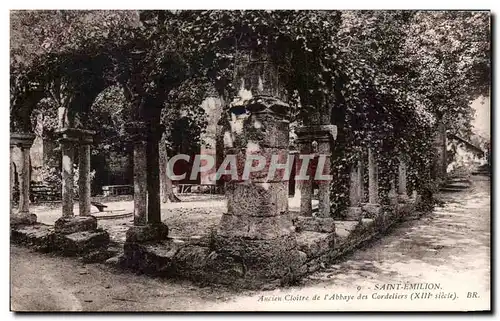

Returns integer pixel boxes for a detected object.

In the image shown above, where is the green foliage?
[10,10,490,217]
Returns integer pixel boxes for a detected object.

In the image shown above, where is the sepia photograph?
[8,8,491,312]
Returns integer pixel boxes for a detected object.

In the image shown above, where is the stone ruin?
[10,48,428,290]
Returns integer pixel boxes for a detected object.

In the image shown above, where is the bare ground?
[11,178,490,311]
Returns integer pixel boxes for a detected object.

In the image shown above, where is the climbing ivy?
[10,10,490,216]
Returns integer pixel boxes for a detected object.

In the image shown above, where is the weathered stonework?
[226,181,289,217]
[296,231,335,258]
[125,223,169,243]
[11,221,111,258]
[347,158,364,220]
[294,216,336,233]
[10,132,37,225]
[11,224,55,252]
[345,207,363,221]
[362,203,382,218]
[210,49,306,286]
[398,157,410,203]
[12,194,422,290]
[54,215,98,234]
[54,229,110,256]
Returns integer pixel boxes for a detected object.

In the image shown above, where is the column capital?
[55,128,96,144]
[296,124,337,143]
[10,132,35,148]
[234,95,290,117]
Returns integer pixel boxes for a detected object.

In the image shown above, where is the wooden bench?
[102,185,133,197]
[177,184,224,194]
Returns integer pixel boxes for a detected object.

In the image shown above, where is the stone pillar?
[288,150,298,198]
[210,49,305,284]
[389,178,398,206]
[368,148,379,204]
[295,135,313,216]
[347,159,364,220]
[433,119,447,181]
[10,145,14,214]
[57,131,76,217]
[315,130,335,218]
[295,124,337,218]
[124,122,168,243]
[125,122,148,226]
[78,132,95,216]
[398,158,409,203]
[146,124,165,224]
[55,128,96,218]
[10,133,37,224]
[362,147,381,217]
[53,128,100,234]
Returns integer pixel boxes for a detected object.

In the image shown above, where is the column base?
[389,195,399,207]
[398,194,410,203]
[125,222,169,243]
[10,212,37,226]
[54,216,110,256]
[54,216,98,234]
[294,216,336,233]
[345,207,363,220]
[208,234,307,287]
[361,203,382,218]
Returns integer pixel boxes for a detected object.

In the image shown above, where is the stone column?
[146,124,165,224]
[19,143,31,214]
[398,157,409,203]
[10,133,37,224]
[433,119,447,181]
[211,49,305,284]
[363,147,381,217]
[10,145,14,214]
[78,132,95,216]
[389,178,398,206]
[315,129,336,218]
[57,131,77,217]
[368,148,379,204]
[125,122,148,226]
[295,134,313,217]
[54,128,100,235]
[347,159,363,220]
[124,122,168,243]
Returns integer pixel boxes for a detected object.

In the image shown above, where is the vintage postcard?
[9,9,491,312]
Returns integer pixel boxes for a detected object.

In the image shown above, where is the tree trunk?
[159,134,180,203]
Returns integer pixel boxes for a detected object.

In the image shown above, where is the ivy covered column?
[368,148,379,204]
[210,48,305,285]
[389,178,398,206]
[363,147,382,217]
[347,159,364,220]
[433,119,448,181]
[398,157,409,203]
[10,133,37,225]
